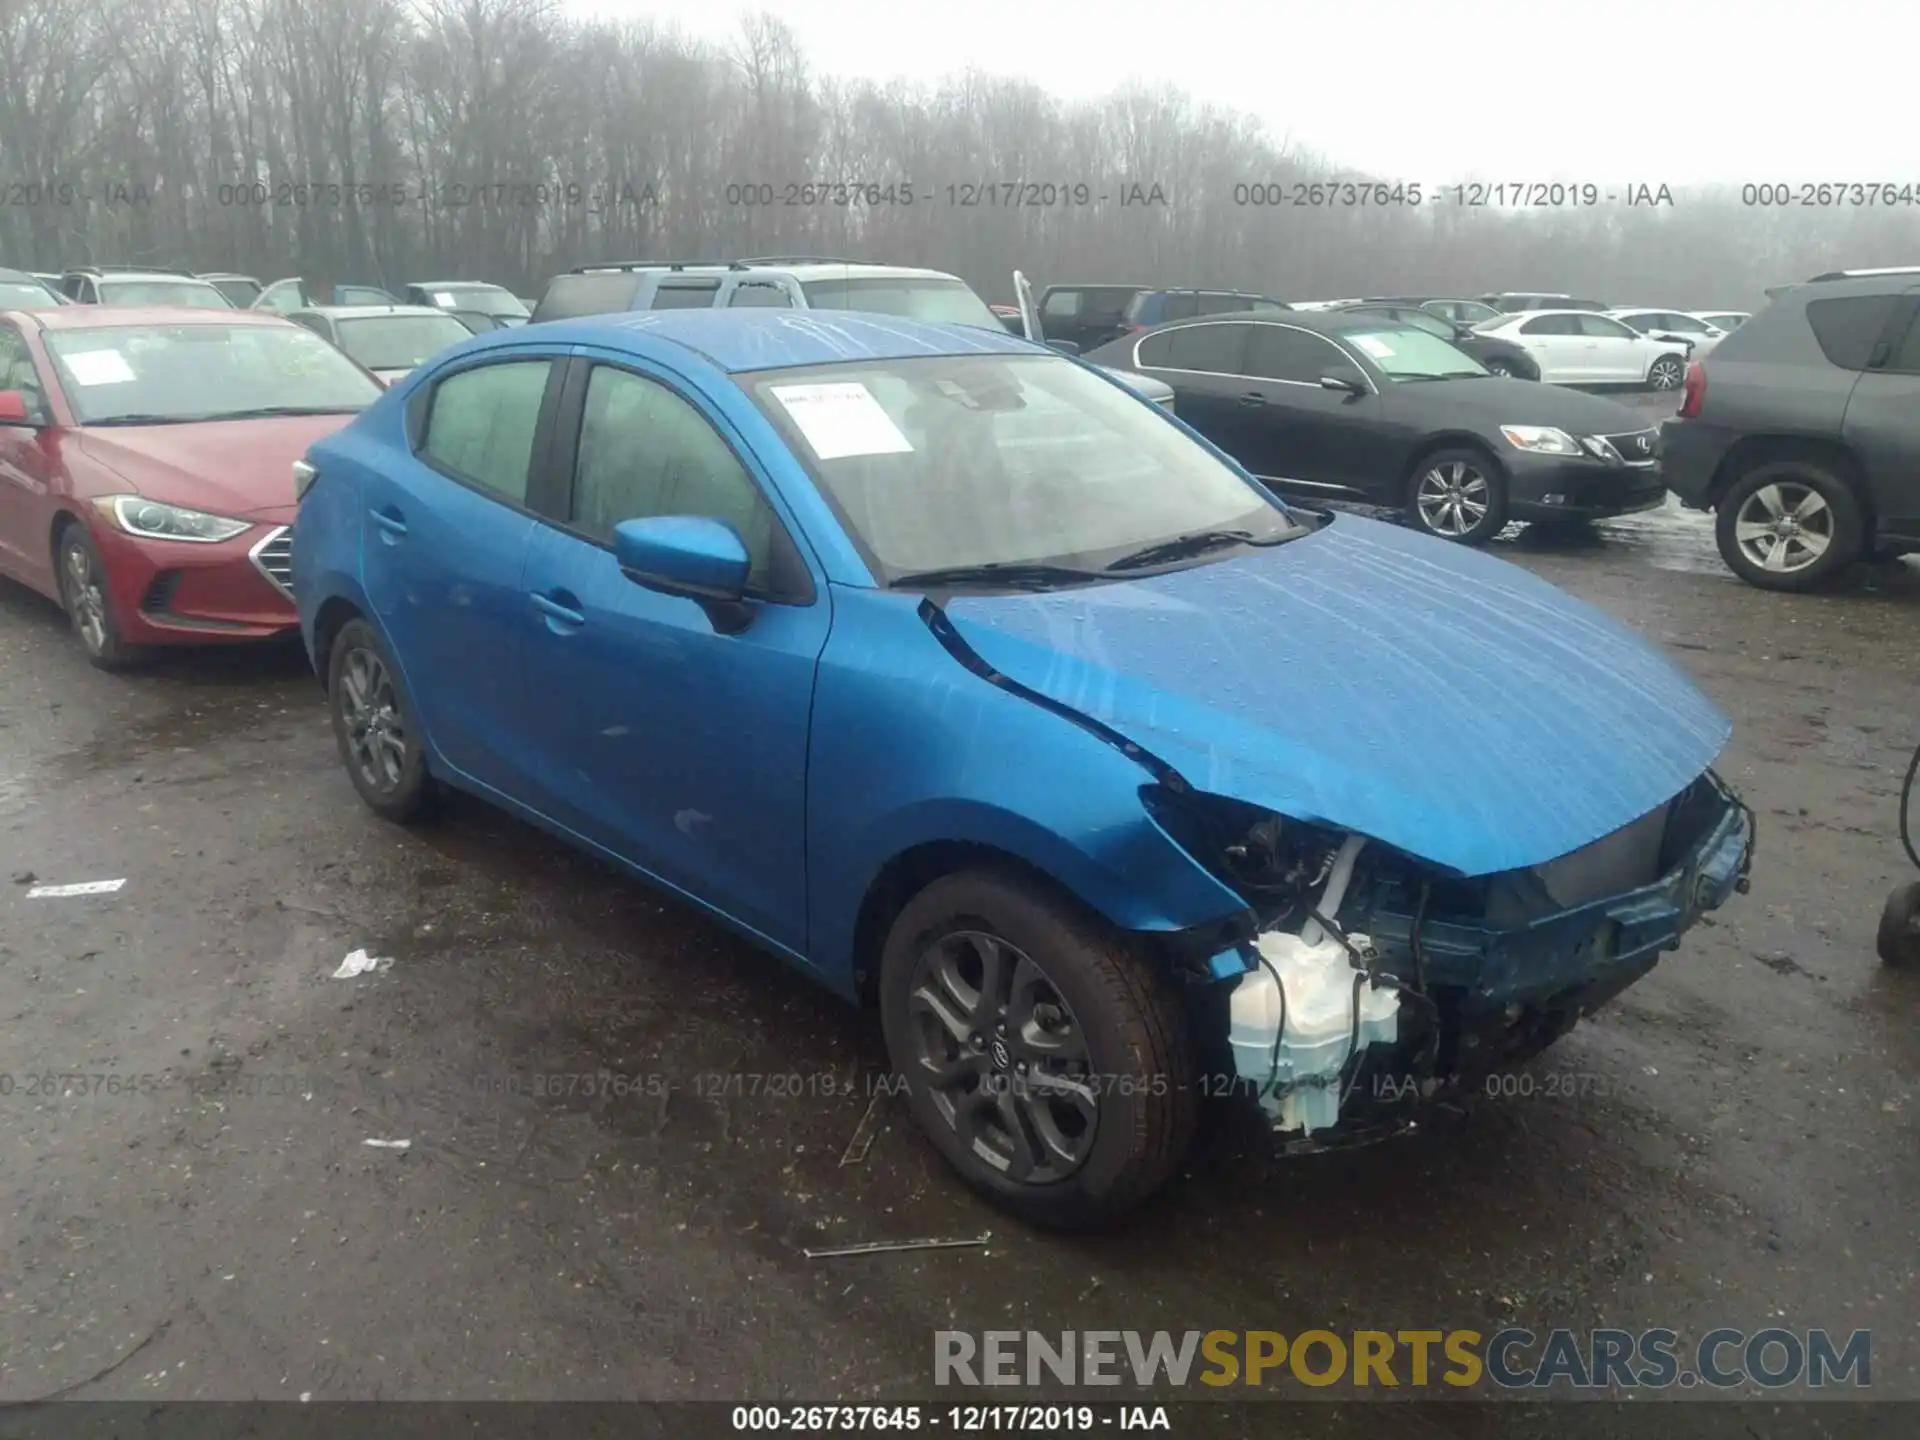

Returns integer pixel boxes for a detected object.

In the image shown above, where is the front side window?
[44,322,383,424]
[97,280,233,310]
[570,365,774,586]
[337,313,473,370]
[748,354,1297,583]
[1520,314,1578,336]
[420,359,552,503]
[0,325,50,420]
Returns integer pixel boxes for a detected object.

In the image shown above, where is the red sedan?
[0,306,382,667]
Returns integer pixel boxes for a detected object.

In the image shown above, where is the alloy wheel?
[1416,461,1490,537]
[338,645,408,792]
[1649,357,1684,390]
[62,540,109,655]
[1732,480,1833,574]
[904,930,1098,1183]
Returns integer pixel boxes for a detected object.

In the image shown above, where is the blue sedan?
[292,310,1753,1227]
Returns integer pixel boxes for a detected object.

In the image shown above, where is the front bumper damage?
[1158,769,1755,1146]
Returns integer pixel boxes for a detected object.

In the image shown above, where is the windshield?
[337,313,473,370]
[96,280,234,310]
[433,285,528,318]
[748,355,1299,583]
[1344,327,1488,379]
[799,277,1002,330]
[206,278,263,306]
[44,323,384,424]
[0,280,59,308]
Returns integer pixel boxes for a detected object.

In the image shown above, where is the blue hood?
[942,514,1730,877]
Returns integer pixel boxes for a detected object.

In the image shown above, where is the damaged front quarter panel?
[1144,771,1755,1143]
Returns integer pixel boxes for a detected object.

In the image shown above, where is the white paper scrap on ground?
[770,382,914,460]
[363,1138,411,1150]
[26,879,126,898]
[332,948,393,979]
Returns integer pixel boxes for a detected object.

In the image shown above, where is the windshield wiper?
[1104,526,1296,572]
[203,405,365,419]
[85,413,202,426]
[890,561,1107,592]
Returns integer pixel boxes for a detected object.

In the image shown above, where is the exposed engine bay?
[1145,772,1755,1147]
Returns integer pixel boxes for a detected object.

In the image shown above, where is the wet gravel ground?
[2,392,1918,1423]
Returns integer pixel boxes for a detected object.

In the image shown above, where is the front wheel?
[1484,358,1522,378]
[1713,460,1866,591]
[879,870,1197,1228]
[1646,354,1685,391]
[55,524,145,670]
[327,617,435,822]
[1877,882,1920,967]
[1406,447,1509,545]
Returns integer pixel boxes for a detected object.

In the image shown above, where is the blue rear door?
[358,350,564,796]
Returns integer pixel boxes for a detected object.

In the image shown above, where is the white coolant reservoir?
[1227,930,1401,1134]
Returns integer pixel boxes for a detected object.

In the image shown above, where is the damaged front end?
[1145,772,1754,1147]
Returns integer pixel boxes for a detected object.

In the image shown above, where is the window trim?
[409,351,568,518]
[1135,319,1380,393]
[543,354,817,607]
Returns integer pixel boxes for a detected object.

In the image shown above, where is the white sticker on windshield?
[63,350,137,385]
[432,291,457,308]
[1353,335,1395,359]
[771,382,914,460]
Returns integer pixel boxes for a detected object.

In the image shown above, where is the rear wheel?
[1406,447,1509,545]
[55,525,144,671]
[1713,460,1866,591]
[879,869,1196,1228]
[1878,882,1920,967]
[327,617,434,822]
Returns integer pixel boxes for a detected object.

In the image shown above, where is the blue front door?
[516,357,829,958]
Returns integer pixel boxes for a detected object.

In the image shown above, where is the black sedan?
[1332,300,1541,379]
[1084,309,1667,544]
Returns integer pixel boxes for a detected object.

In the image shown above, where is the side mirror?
[0,390,38,425]
[1046,338,1081,356]
[1319,370,1367,395]
[613,515,753,634]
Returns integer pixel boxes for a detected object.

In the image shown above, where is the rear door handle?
[531,591,585,629]
[1237,391,1267,407]
[371,507,408,539]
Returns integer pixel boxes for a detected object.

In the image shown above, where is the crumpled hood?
[941,513,1730,877]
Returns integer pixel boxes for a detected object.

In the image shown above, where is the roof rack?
[1806,266,1920,281]
[567,260,747,274]
[735,255,872,266]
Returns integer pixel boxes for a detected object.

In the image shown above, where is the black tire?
[1878,882,1920,968]
[1484,357,1524,379]
[878,868,1197,1229]
[327,616,434,822]
[1405,446,1509,546]
[54,523,146,671]
[1713,459,1867,592]
[1645,354,1686,392]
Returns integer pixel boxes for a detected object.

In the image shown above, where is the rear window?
[96,280,233,310]
[1805,294,1901,370]
[532,272,645,322]
[651,280,722,309]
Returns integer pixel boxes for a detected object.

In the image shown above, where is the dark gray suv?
[1659,268,1920,591]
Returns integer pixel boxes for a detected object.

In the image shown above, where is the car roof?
[1145,309,1390,336]
[198,272,259,281]
[18,306,291,331]
[567,261,965,284]
[83,270,219,283]
[476,309,1040,372]
[408,279,512,289]
[300,304,458,319]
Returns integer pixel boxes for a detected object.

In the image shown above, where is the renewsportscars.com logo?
[934,1328,1871,1391]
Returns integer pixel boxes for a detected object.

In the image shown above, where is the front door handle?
[531,591,585,629]
[1237,391,1268,407]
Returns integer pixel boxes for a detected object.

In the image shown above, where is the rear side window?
[532,273,643,322]
[1805,295,1901,370]
[1157,293,1199,322]
[1881,310,1920,375]
[1137,322,1248,373]
[421,360,552,503]
[1197,293,1248,316]
[651,280,721,309]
